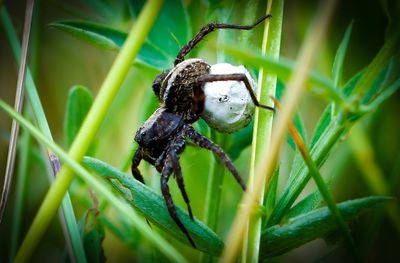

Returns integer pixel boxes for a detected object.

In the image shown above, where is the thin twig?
[0,0,34,224]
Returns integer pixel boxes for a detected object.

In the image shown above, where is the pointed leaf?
[82,156,224,255]
[49,21,172,69]
[260,196,392,259]
[49,21,125,50]
[286,190,322,219]
[332,22,353,87]
[64,85,93,147]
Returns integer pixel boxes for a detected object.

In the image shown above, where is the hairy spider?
[132,15,273,247]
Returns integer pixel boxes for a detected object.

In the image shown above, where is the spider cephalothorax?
[132,15,273,247]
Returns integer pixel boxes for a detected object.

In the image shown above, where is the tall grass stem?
[13,1,164,261]
[221,1,337,260]
[243,0,283,262]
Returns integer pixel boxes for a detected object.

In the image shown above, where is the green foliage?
[50,0,190,70]
[80,210,106,263]
[1,0,399,262]
[82,156,224,255]
[64,85,94,147]
[260,196,392,259]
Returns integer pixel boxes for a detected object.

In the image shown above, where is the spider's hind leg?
[161,156,196,247]
[197,73,275,111]
[186,126,246,191]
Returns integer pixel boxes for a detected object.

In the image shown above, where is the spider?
[132,14,273,247]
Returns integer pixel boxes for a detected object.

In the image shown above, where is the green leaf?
[287,113,307,151]
[362,59,394,104]
[260,196,392,259]
[49,21,124,50]
[367,77,400,109]
[268,121,347,226]
[310,105,332,149]
[64,85,93,147]
[286,190,322,219]
[332,22,353,87]
[53,0,192,69]
[343,68,365,96]
[82,156,224,255]
[81,209,106,263]
[49,21,172,69]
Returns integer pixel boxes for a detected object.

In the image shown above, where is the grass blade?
[223,46,346,104]
[0,0,34,224]
[14,1,164,261]
[260,196,391,259]
[0,99,187,263]
[0,5,86,262]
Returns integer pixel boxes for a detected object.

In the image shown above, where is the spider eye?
[152,70,170,100]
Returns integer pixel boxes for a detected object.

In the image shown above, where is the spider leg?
[175,14,271,65]
[168,145,194,220]
[197,73,275,111]
[161,155,196,247]
[131,147,145,184]
[186,126,246,191]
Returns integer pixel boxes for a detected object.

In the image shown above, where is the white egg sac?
[201,63,257,133]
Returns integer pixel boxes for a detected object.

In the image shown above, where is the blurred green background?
[0,0,399,262]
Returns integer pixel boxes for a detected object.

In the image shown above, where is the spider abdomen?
[160,59,210,121]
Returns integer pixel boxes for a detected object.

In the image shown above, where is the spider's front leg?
[161,152,196,247]
[155,138,193,220]
[175,15,271,65]
[131,146,145,184]
[185,126,246,191]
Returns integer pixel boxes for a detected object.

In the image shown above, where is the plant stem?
[200,130,226,263]
[13,1,164,262]
[221,1,336,260]
[243,0,283,262]
[0,0,34,224]
[0,100,187,263]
